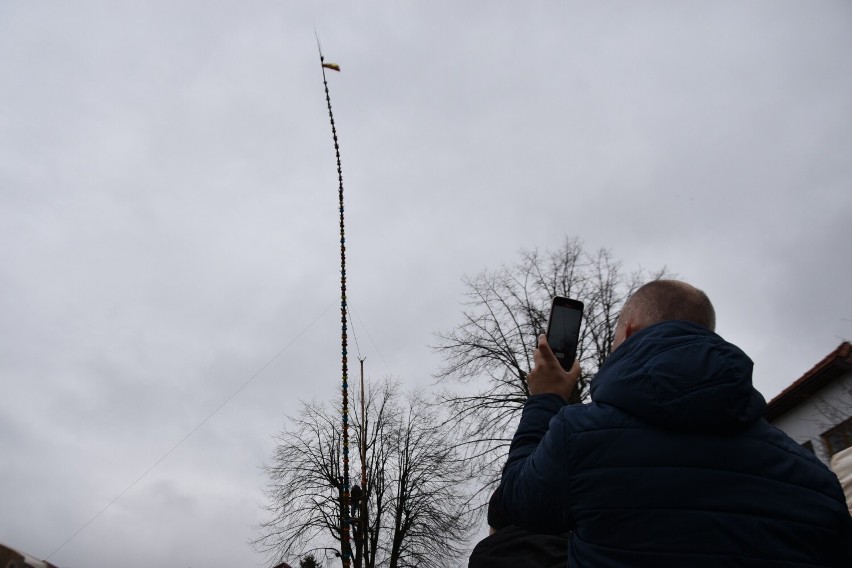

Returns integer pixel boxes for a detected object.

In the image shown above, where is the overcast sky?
[2,2,851,567]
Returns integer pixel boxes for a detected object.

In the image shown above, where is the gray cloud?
[1,1,851,566]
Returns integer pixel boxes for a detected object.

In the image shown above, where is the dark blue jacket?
[501,320,852,567]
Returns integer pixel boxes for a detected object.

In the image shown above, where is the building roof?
[0,543,61,568]
[765,341,852,421]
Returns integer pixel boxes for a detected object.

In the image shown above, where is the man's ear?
[622,321,639,341]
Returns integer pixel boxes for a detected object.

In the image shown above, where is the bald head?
[612,280,716,352]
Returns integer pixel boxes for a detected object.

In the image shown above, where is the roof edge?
[765,342,852,421]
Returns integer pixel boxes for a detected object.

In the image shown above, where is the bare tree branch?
[433,236,670,493]
[253,379,477,568]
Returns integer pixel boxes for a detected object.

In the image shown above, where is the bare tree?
[254,379,477,568]
[434,237,667,488]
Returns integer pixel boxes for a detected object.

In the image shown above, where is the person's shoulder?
[555,400,644,433]
[747,420,826,465]
[741,420,849,497]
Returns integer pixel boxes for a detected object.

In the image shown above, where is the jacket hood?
[591,320,766,432]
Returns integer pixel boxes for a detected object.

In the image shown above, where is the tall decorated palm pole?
[317,42,352,567]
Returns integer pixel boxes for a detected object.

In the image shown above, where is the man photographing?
[499,280,852,566]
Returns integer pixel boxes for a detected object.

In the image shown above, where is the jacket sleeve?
[499,393,575,534]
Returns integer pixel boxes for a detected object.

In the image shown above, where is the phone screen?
[546,297,584,370]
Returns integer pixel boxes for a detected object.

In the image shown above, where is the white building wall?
[830,446,852,514]
[768,370,852,466]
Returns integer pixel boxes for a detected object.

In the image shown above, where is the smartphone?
[546,297,584,371]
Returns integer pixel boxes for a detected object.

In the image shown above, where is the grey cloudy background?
[2,1,851,566]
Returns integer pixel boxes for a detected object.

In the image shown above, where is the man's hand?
[527,334,581,401]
